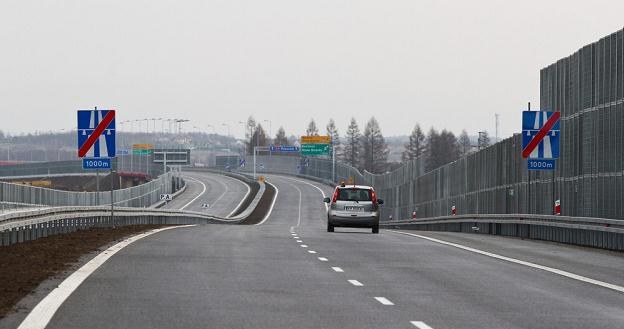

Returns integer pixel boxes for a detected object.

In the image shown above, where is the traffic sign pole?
[96,169,100,204]
[111,169,115,228]
[332,144,336,183]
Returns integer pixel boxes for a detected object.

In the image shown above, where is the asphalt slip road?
[34,172,624,329]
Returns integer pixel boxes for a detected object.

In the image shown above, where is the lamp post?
[238,121,246,155]
[263,119,272,145]
[222,123,231,169]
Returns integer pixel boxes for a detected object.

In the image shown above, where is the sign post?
[522,111,560,169]
[77,108,116,226]
[522,110,560,214]
[299,135,332,180]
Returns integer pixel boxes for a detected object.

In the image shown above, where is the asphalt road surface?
[160,171,249,217]
[32,173,624,329]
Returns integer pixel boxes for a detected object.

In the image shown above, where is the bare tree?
[401,124,425,163]
[306,119,319,136]
[274,127,289,146]
[247,123,267,154]
[458,129,472,156]
[478,130,491,149]
[361,117,389,173]
[326,119,341,159]
[343,118,361,168]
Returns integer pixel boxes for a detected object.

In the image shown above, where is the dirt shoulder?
[0,225,170,319]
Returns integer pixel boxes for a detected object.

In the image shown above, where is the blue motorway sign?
[522,111,560,159]
[77,109,116,158]
[117,149,129,156]
[82,158,112,170]
[270,145,300,153]
[239,159,245,167]
[528,159,555,171]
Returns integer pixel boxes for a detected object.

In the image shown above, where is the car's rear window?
[337,188,372,202]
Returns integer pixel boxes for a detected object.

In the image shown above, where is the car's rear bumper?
[328,214,379,228]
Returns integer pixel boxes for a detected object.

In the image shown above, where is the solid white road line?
[291,182,303,228]
[300,244,308,248]
[279,176,329,211]
[374,297,394,305]
[389,230,624,294]
[180,177,207,210]
[332,267,344,273]
[411,321,434,329]
[18,225,196,329]
[207,176,230,211]
[308,250,317,254]
[318,257,328,262]
[348,280,363,286]
[255,182,279,226]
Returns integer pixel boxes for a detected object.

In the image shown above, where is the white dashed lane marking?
[332,267,344,273]
[300,245,308,248]
[374,297,394,305]
[411,321,434,329]
[348,280,363,286]
[308,250,317,254]
[296,240,303,243]
[318,257,328,262]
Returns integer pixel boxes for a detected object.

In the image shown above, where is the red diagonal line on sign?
[78,110,116,157]
[522,111,560,158]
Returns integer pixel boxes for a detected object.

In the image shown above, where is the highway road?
[18,172,624,328]
[160,171,250,217]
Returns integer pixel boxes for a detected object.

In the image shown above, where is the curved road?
[20,173,624,329]
[160,171,249,217]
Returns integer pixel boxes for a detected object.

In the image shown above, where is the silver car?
[323,184,384,234]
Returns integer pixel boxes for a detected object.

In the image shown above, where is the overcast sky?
[1,0,623,139]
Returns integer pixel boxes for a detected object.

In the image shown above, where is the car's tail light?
[371,189,378,205]
[332,188,339,203]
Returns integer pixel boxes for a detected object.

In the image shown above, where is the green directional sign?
[132,149,153,155]
[301,143,330,156]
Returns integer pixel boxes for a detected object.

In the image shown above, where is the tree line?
[243,116,490,174]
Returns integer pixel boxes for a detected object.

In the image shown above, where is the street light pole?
[238,121,246,156]
[263,120,272,143]
[222,123,231,169]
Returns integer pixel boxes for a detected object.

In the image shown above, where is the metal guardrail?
[0,206,235,246]
[0,172,183,207]
[0,170,271,246]
[381,214,624,251]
